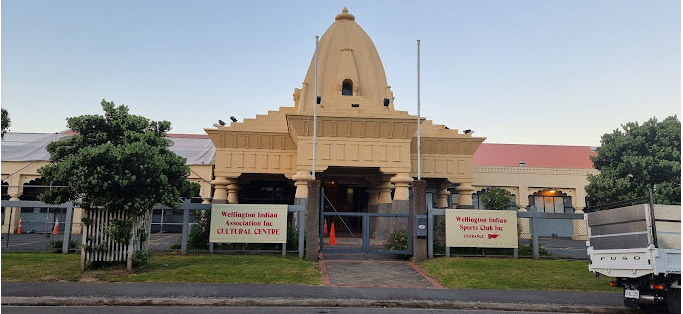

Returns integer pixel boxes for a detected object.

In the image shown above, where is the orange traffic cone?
[328,223,337,245]
[52,217,60,235]
[323,218,328,235]
[16,219,22,234]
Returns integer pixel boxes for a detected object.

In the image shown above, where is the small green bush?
[518,244,551,256]
[132,250,151,267]
[47,239,78,252]
[385,228,409,251]
[169,242,181,250]
[188,210,210,250]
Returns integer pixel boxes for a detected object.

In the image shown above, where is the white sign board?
[209,204,287,244]
[446,209,518,248]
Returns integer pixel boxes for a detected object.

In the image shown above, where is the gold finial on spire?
[335,7,355,21]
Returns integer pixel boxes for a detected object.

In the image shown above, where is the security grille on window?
[529,190,573,213]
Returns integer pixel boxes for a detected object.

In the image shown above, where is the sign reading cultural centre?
[209,204,288,244]
[446,209,518,248]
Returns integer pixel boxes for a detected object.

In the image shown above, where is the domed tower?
[294,8,396,115]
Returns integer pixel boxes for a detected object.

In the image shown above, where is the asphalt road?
[1,307,579,314]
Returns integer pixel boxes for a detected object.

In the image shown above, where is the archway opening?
[342,79,353,96]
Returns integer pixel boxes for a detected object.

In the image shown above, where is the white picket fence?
[80,209,151,271]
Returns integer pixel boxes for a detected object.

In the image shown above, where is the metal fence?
[1,199,306,258]
[428,203,588,259]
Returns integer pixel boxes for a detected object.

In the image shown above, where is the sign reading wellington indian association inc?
[209,204,288,244]
[446,209,518,248]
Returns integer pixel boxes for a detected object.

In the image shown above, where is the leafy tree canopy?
[1,108,10,138]
[38,100,198,214]
[586,116,681,206]
[480,187,513,210]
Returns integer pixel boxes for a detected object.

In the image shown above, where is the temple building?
[1,8,598,234]
[205,8,486,214]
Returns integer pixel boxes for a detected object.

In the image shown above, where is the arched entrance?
[318,167,412,255]
[529,189,574,237]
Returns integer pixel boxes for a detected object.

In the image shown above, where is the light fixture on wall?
[383,98,390,106]
[464,129,473,134]
[230,116,237,123]
[351,104,360,108]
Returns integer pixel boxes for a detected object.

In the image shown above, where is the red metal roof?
[474,143,596,169]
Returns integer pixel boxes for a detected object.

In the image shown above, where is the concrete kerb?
[2,296,634,314]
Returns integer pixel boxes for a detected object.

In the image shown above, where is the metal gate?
[319,188,412,255]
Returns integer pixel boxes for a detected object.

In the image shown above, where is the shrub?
[188,210,210,250]
[384,228,409,251]
[169,242,181,250]
[518,244,551,256]
[47,239,78,252]
[480,187,513,210]
[132,250,151,267]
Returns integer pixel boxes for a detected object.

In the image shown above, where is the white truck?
[586,203,681,313]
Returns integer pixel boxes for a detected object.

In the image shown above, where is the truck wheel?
[667,289,681,314]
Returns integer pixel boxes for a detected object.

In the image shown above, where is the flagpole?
[417,39,421,181]
[312,35,319,180]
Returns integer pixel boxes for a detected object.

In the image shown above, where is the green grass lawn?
[2,252,320,285]
[419,257,618,292]
[1,252,81,282]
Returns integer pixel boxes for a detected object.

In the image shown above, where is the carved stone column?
[227,178,240,204]
[517,186,531,239]
[390,173,413,203]
[377,175,394,214]
[456,182,475,209]
[366,189,379,213]
[292,170,313,206]
[3,193,22,234]
[211,176,229,204]
[572,207,587,240]
[517,205,531,240]
[436,180,451,208]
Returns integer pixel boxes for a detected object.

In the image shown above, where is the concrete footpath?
[1,282,633,313]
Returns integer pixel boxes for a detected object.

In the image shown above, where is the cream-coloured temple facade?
[1,9,598,235]
[205,8,485,209]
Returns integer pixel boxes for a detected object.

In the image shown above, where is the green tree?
[586,116,681,206]
[480,187,513,210]
[2,108,10,138]
[38,100,198,214]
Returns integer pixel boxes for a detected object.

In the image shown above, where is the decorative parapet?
[474,165,599,176]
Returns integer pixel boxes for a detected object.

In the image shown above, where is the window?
[530,190,573,213]
[342,79,353,96]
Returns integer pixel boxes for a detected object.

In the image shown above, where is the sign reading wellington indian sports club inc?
[445,209,518,248]
[209,204,288,244]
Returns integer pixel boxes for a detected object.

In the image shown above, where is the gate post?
[305,180,321,261]
[411,180,427,262]
[62,203,74,253]
[530,206,540,259]
[181,204,189,255]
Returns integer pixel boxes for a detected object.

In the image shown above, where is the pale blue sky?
[2,0,680,145]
